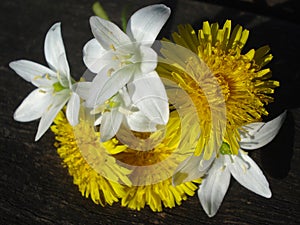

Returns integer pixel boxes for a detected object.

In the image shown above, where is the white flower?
[91,86,158,142]
[171,111,287,217]
[239,110,287,150]
[83,4,170,127]
[198,150,271,217]
[9,22,83,141]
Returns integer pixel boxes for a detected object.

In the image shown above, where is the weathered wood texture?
[0,0,299,224]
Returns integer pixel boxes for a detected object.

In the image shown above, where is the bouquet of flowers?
[9,3,286,217]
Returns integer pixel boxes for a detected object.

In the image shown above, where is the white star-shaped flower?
[9,22,87,141]
[91,85,158,142]
[198,150,271,217]
[83,4,170,130]
[172,111,287,217]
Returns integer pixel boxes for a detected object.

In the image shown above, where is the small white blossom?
[198,150,271,217]
[9,22,86,141]
[83,4,170,132]
[172,111,287,217]
[91,86,158,142]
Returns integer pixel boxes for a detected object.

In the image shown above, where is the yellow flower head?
[111,111,201,211]
[51,110,200,211]
[158,20,279,160]
[51,110,131,206]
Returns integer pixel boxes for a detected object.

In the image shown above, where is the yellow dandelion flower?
[110,111,201,211]
[51,110,131,206]
[51,109,200,211]
[158,20,279,160]
[121,178,200,212]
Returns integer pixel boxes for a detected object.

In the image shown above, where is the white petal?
[100,109,123,142]
[66,92,80,126]
[127,71,169,125]
[198,156,231,217]
[227,152,272,198]
[240,110,287,150]
[94,115,102,126]
[126,110,157,132]
[126,4,171,45]
[57,54,72,88]
[14,89,52,122]
[44,22,70,77]
[83,49,118,75]
[137,45,157,74]
[87,64,134,107]
[73,82,92,101]
[31,74,57,89]
[83,38,108,73]
[35,90,69,141]
[89,16,130,50]
[9,60,56,85]
[118,87,132,107]
[172,154,213,186]
[85,65,111,107]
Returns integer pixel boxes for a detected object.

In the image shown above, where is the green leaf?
[92,1,109,20]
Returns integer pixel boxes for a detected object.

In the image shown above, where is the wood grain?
[0,0,299,224]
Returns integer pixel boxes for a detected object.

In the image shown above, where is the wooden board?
[1,0,299,224]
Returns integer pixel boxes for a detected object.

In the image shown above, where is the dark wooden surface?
[1,0,299,224]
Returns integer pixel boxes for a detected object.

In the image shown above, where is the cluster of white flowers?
[9,4,287,217]
[10,4,170,142]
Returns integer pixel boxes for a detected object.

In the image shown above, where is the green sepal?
[220,142,231,155]
[92,1,109,21]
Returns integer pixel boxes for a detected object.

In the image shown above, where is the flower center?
[113,129,170,166]
[91,96,121,115]
[110,44,134,67]
[112,53,133,66]
[52,81,65,92]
